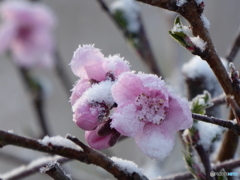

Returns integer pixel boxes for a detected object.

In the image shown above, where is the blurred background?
[0,0,240,179]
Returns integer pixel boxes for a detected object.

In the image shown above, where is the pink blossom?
[0,0,56,68]
[85,124,121,150]
[70,45,130,130]
[111,72,192,160]
[70,45,130,81]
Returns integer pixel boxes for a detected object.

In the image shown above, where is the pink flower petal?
[70,79,91,105]
[111,72,145,103]
[111,103,145,136]
[70,45,106,80]
[162,93,192,131]
[73,102,99,130]
[85,129,112,150]
[0,22,15,53]
[134,125,175,160]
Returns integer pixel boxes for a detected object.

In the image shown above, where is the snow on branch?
[0,130,148,180]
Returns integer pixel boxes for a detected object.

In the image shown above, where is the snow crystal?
[81,80,114,105]
[111,157,144,175]
[201,14,210,29]
[176,0,187,7]
[189,36,206,52]
[110,0,140,33]
[40,136,82,151]
[196,121,224,150]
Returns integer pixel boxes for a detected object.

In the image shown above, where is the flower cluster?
[0,0,56,68]
[70,45,192,160]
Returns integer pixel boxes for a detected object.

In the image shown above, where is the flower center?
[135,93,167,125]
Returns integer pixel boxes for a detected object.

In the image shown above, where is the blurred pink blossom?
[0,0,56,68]
[111,72,192,160]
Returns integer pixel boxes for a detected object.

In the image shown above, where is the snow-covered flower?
[0,0,56,68]
[70,45,130,130]
[111,72,192,160]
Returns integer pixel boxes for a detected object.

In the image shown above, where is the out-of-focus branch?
[40,161,72,180]
[0,130,148,180]
[226,26,240,62]
[152,158,240,180]
[19,68,50,138]
[136,0,240,106]
[54,50,73,97]
[96,0,162,77]
[0,156,69,180]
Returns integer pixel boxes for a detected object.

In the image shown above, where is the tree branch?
[0,130,148,180]
[40,161,72,180]
[0,156,69,180]
[192,113,240,135]
[136,0,240,106]
[226,26,240,62]
[152,158,240,180]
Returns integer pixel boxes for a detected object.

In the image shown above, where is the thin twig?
[210,93,226,106]
[152,158,240,180]
[226,26,240,62]
[19,68,50,138]
[0,156,69,180]
[54,50,73,97]
[40,161,72,180]
[0,130,148,180]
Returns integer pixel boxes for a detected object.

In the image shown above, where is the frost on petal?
[73,102,99,130]
[85,130,112,150]
[162,93,192,131]
[112,72,145,103]
[70,79,91,105]
[103,55,130,78]
[70,44,106,80]
[135,125,175,160]
[111,103,145,136]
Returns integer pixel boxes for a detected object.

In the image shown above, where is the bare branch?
[0,130,148,180]
[136,0,240,106]
[0,156,69,180]
[40,161,72,180]
[152,158,240,180]
[226,26,240,62]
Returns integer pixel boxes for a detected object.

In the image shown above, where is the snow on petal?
[103,54,130,78]
[135,125,175,160]
[70,44,105,80]
[111,103,145,136]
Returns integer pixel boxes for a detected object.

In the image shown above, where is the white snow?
[0,156,65,179]
[189,36,206,52]
[39,136,82,151]
[182,56,213,79]
[111,157,144,175]
[176,0,187,7]
[110,0,140,33]
[81,80,114,105]
[196,121,224,150]
[201,14,210,29]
